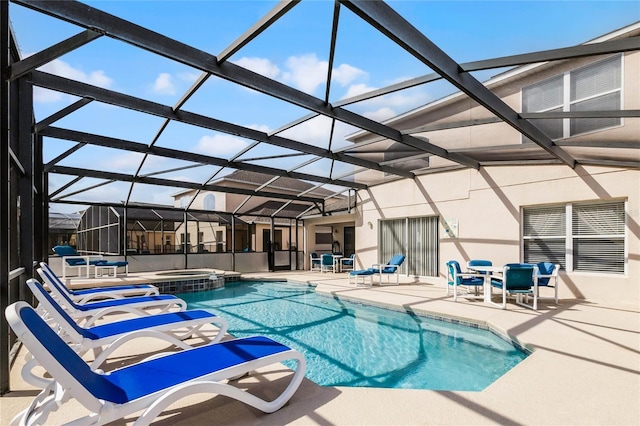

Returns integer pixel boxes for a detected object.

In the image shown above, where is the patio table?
[467,265,504,303]
[332,255,343,273]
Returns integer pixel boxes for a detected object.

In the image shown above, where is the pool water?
[178,281,528,391]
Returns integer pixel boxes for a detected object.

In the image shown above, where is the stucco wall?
[357,165,639,307]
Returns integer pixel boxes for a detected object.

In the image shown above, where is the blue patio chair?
[446,260,484,301]
[467,259,493,275]
[23,278,229,388]
[52,245,107,279]
[321,253,334,273]
[536,262,560,304]
[340,254,356,272]
[5,301,306,426]
[369,254,405,285]
[489,263,539,310]
[310,252,321,271]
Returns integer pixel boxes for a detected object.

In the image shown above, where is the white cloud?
[39,58,113,87]
[247,123,271,133]
[34,87,65,103]
[234,57,280,79]
[278,115,333,146]
[282,54,328,94]
[34,57,113,103]
[342,82,433,121]
[152,72,176,95]
[195,134,250,157]
[178,71,201,83]
[332,63,367,86]
[363,107,397,122]
[343,83,379,99]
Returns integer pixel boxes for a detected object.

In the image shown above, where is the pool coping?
[254,278,534,355]
[4,270,638,425]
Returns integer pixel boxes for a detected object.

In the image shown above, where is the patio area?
[2,271,638,425]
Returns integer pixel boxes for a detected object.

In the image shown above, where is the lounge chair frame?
[23,278,229,388]
[370,254,405,285]
[37,266,186,326]
[7,302,306,426]
[40,262,158,302]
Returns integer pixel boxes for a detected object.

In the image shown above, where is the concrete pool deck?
[2,270,639,425]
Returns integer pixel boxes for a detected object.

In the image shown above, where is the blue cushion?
[21,306,290,405]
[536,262,556,286]
[349,269,374,276]
[96,261,128,267]
[72,284,152,296]
[104,336,290,403]
[53,245,78,257]
[72,294,180,312]
[84,310,216,340]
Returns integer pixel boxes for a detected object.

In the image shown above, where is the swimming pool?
[178,281,528,391]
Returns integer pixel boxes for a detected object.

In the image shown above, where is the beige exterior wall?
[356,165,639,307]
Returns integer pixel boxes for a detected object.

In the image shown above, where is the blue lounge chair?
[446,260,485,301]
[40,262,157,302]
[489,263,539,310]
[52,245,108,279]
[348,269,374,286]
[536,262,560,304]
[6,301,306,426]
[321,253,334,273]
[37,266,187,326]
[369,254,405,285]
[310,252,321,271]
[23,278,229,388]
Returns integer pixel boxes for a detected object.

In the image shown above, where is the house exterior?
[342,22,639,306]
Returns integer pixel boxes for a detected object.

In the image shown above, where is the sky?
[8,0,640,213]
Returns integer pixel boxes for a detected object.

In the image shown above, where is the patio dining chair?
[321,253,334,273]
[446,260,484,301]
[6,301,306,426]
[310,252,321,271]
[536,262,560,304]
[489,263,539,310]
[340,254,356,272]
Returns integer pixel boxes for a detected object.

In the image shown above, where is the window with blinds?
[523,205,566,268]
[379,216,439,277]
[572,202,625,273]
[522,54,622,141]
[523,200,626,274]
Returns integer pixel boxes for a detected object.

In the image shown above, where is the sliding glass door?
[379,216,439,277]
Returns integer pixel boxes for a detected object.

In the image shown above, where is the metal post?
[0,0,11,395]
[34,134,45,262]
[231,215,235,271]
[183,211,188,268]
[18,77,34,299]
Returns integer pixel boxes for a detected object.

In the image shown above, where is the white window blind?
[379,216,439,277]
[572,202,625,273]
[523,205,566,268]
[523,201,625,274]
[522,54,621,140]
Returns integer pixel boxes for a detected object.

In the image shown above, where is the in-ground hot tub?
[151,269,225,293]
